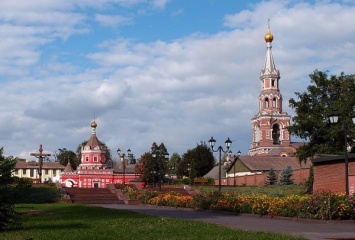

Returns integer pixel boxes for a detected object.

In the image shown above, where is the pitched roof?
[203,166,227,179]
[312,153,355,164]
[63,161,74,172]
[85,135,104,149]
[15,160,65,169]
[233,156,311,172]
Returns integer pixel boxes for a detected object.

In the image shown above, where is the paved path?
[92,204,355,240]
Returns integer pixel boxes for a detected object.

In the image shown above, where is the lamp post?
[208,137,232,192]
[117,148,132,188]
[152,150,170,191]
[233,150,241,187]
[328,113,355,196]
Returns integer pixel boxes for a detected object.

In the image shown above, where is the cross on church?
[30,144,51,183]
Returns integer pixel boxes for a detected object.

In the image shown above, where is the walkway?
[92,204,355,240]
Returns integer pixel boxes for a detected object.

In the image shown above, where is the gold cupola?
[264,20,274,43]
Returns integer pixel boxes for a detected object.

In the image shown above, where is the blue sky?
[1,0,355,161]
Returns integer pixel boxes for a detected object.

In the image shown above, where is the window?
[271,80,275,87]
[45,170,49,175]
[30,169,34,177]
[265,98,269,108]
[273,98,277,108]
[23,169,27,175]
[272,124,280,145]
[85,156,89,162]
[14,169,18,175]
[94,155,98,162]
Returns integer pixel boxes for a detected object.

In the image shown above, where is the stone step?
[65,187,123,204]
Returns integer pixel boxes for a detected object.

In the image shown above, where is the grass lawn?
[0,203,308,240]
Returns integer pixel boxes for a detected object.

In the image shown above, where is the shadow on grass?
[24,223,89,231]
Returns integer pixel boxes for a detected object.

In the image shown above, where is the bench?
[194,178,208,185]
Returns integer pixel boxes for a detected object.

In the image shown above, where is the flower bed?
[139,189,355,220]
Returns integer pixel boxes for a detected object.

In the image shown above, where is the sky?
[1,0,355,161]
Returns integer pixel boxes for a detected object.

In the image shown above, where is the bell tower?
[249,22,291,156]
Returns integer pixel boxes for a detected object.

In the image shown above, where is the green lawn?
[1,203,308,240]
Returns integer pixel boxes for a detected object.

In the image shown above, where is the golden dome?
[264,29,273,42]
[264,20,274,42]
[91,120,97,128]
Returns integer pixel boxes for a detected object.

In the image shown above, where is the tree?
[265,168,277,185]
[305,166,314,194]
[135,142,169,185]
[289,70,355,161]
[0,147,19,230]
[178,142,215,179]
[279,166,294,185]
[167,153,181,178]
[55,148,79,169]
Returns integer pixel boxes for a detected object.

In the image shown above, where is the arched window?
[265,98,269,108]
[273,98,277,108]
[272,124,280,144]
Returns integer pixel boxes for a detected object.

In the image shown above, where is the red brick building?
[312,154,355,195]
[60,120,138,188]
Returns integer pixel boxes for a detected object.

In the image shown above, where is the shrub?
[279,166,294,185]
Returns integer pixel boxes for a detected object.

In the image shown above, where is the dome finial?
[264,19,274,43]
[91,113,97,129]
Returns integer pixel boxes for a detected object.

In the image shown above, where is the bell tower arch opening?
[272,124,280,145]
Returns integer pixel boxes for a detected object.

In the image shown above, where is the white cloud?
[95,14,132,27]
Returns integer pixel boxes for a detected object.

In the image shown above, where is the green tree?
[289,70,355,161]
[265,168,277,185]
[0,148,20,230]
[167,152,181,178]
[135,142,169,185]
[178,142,214,179]
[279,166,294,185]
[305,166,314,194]
[55,148,79,169]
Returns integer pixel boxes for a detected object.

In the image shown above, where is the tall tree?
[135,142,169,184]
[0,148,19,230]
[167,153,181,178]
[289,70,355,161]
[55,148,79,170]
[265,168,277,185]
[178,142,215,179]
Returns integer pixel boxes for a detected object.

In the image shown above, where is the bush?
[13,185,59,204]
[279,166,294,185]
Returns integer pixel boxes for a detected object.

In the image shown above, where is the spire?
[262,20,278,75]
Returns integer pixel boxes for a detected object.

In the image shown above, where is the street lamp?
[152,150,170,191]
[208,136,232,192]
[233,150,241,187]
[117,148,132,188]
[328,112,355,196]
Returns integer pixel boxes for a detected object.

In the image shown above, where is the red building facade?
[60,120,137,188]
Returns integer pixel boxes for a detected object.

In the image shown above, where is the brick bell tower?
[249,22,291,156]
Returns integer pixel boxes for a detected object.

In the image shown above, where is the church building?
[249,24,301,157]
[60,120,137,188]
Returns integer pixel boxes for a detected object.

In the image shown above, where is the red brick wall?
[313,160,355,194]
[218,168,310,186]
